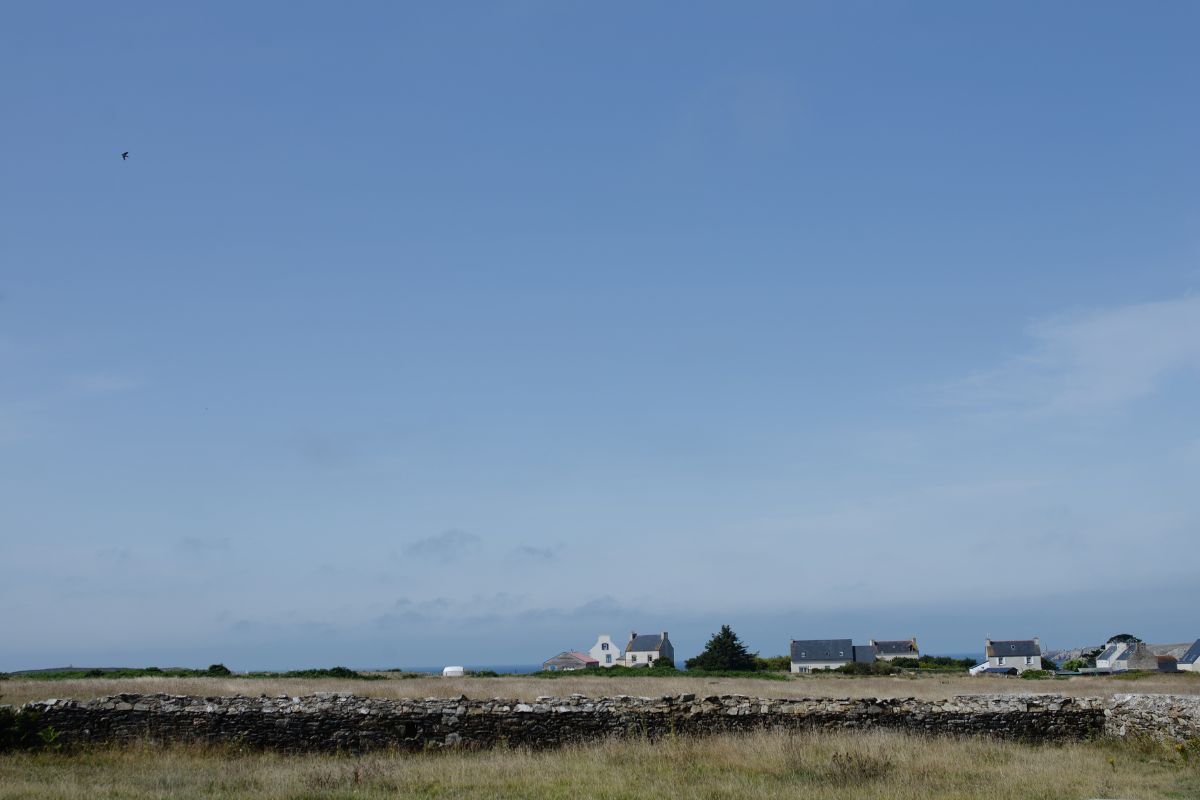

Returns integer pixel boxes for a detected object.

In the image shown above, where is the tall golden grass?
[2,728,1196,799]
[3,670,1198,708]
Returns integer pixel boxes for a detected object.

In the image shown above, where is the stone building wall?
[17,692,1121,753]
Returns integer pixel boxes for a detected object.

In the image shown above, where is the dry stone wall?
[1104,694,1200,741]
[18,692,1121,752]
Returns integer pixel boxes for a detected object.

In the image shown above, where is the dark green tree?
[1108,633,1142,644]
[685,625,757,671]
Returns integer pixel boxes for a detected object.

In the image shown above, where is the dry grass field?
[2,728,1197,800]
[4,670,1199,708]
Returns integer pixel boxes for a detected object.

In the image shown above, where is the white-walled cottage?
[984,638,1042,674]
[589,634,622,667]
[1178,640,1200,673]
[789,639,874,673]
[870,638,920,660]
[623,631,673,667]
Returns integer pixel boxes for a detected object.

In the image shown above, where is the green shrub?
[832,661,899,676]
[755,655,792,672]
[1019,670,1052,680]
[206,664,232,676]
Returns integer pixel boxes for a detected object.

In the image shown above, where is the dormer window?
[601,643,609,650]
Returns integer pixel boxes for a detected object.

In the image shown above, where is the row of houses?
[541,633,1200,674]
[541,633,920,672]
[542,632,673,671]
[1090,639,1200,674]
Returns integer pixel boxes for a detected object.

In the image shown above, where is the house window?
[631,655,637,662]
[605,654,612,663]
[648,654,654,661]
[998,657,1005,665]
[1025,657,1033,666]
[601,643,609,650]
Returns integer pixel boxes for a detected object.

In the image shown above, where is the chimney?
[661,631,669,642]
[1033,637,1040,649]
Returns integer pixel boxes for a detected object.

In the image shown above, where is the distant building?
[442,666,465,677]
[589,634,622,668]
[1095,641,1131,671]
[1178,640,1200,673]
[870,638,919,661]
[983,638,1042,674]
[542,651,599,671]
[789,639,874,673]
[1122,642,1169,672]
[623,631,673,667]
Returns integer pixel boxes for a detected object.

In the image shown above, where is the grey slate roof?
[626,634,666,653]
[1179,639,1200,665]
[986,640,1040,658]
[853,646,875,664]
[790,639,854,663]
[874,640,918,655]
[1097,644,1124,662]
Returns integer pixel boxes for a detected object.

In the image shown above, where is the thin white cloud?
[948,294,1200,415]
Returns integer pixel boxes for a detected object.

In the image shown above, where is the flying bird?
[121,152,129,160]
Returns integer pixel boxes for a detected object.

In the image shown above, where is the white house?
[789,639,869,673]
[442,665,465,677]
[1095,641,1131,671]
[1178,640,1200,673]
[870,638,920,661]
[623,631,673,667]
[589,634,622,667]
[984,638,1042,674]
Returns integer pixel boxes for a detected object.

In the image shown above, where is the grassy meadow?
[2,728,1198,800]
[3,669,1199,708]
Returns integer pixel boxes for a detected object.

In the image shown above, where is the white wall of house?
[790,661,849,673]
[625,650,659,666]
[1096,643,1129,671]
[589,634,622,668]
[987,654,1040,673]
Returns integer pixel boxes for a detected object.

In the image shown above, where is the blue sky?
[2,2,1198,670]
